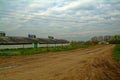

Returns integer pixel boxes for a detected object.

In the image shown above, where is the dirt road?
[0,45,120,80]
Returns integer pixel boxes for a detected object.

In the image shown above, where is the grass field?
[0,45,92,56]
[1,45,120,80]
[113,44,120,62]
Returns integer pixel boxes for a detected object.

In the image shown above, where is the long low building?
[0,37,70,49]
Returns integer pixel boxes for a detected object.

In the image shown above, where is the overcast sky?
[0,0,120,41]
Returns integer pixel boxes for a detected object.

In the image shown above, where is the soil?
[0,45,120,80]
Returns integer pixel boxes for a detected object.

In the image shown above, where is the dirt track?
[0,45,120,80]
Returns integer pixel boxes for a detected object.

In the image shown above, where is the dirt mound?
[0,45,120,80]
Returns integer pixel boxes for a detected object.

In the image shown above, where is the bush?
[109,40,120,44]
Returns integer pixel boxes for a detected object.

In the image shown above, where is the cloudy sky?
[0,0,120,41]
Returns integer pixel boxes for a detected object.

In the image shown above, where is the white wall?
[38,43,70,47]
[0,44,33,49]
[0,43,70,49]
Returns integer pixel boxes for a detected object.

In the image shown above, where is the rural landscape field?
[0,44,120,80]
[0,0,120,80]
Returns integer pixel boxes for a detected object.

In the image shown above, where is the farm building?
[98,41,109,44]
[0,31,6,37]
[0,36,70,49]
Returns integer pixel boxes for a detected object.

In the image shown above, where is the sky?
[0,0,120,41]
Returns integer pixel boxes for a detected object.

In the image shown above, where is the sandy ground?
[0,45,120,80]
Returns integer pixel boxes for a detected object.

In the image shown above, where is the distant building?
[104,36,112,41]
[98,41,109,44]
[48,36,54,39]
[91,36,98,41]
[28,34,36,38]
[0,31,6,37]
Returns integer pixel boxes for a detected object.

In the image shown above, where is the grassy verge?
[113,44,120,62]
[0,45,93,56]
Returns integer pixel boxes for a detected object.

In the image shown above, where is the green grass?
[113,44,120,62]
[0,45,93,56]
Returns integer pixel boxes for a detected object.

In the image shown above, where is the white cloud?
[51,0,95,12]
[0,0,120,40]
[29,3,41,8]
[52,1,81,11]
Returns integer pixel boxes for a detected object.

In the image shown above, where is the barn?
[0,36,70,49]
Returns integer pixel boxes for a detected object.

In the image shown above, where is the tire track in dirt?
[0,45,120,80]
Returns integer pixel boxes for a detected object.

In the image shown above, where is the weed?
[113,44,120,62]
[0,45,93,56]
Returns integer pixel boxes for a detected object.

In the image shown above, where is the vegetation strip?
[113,44,120,62]
[0,45,93,56]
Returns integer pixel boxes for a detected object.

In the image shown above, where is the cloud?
[0,0,120,41]
[52,1,81,12]
[29,3,41,8]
